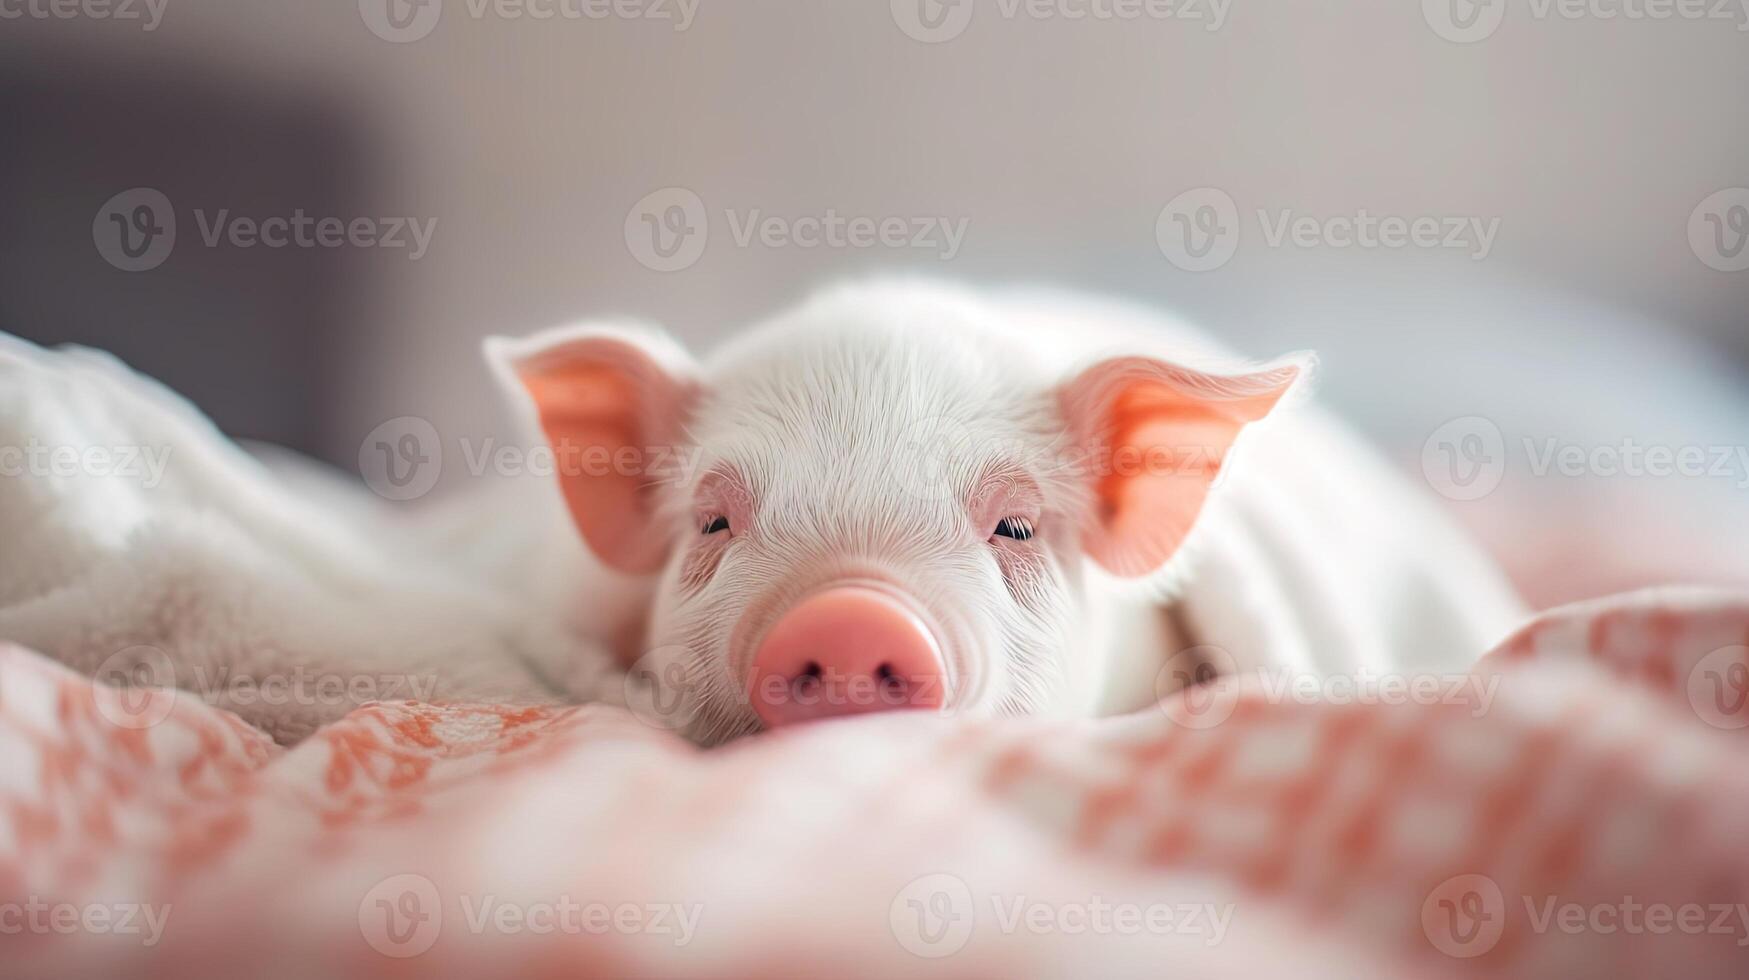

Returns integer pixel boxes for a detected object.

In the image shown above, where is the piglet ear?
[486,322,699,575]
[1057,353,1310,578]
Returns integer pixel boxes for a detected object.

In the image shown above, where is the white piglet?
[491,281,1526,744]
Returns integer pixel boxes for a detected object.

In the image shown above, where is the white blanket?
[0,334,604,744]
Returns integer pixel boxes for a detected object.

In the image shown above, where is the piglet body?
[493,281,1524,743]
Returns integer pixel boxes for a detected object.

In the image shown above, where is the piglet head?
[492,304,1304,743]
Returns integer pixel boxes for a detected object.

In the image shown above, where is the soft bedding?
[4,332,1746,978]
[4,587,1747,979]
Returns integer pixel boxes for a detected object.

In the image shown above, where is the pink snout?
[748,586,947,728]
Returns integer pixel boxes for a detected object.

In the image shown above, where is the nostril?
[793,660,824,698]
[875,662,908,702]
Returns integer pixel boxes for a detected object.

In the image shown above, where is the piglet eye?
[702,515,730,535]
[992,516,1034,541]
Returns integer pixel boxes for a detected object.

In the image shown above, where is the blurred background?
[1,0,1745,606]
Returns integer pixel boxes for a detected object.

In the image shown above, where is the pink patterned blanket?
[4,588,1748,979]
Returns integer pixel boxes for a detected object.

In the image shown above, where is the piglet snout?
[748,586,946,727]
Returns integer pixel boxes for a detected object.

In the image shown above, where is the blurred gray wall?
[1,1,1746,600]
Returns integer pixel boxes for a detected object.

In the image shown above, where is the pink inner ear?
[516,339,694,575]
[1063,357,1300,578]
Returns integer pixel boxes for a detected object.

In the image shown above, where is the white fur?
[495,280,1527,743]
[0,333,596,744]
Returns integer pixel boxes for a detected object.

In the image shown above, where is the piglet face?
[651,361,1081,743]
[492,301,1302,744]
